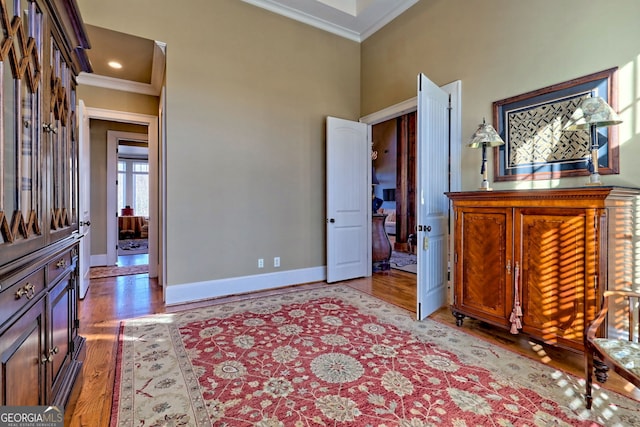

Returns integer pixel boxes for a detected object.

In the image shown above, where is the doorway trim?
[106,131,149,266]
[84,107,160,279]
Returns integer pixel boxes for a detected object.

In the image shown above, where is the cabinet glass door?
[0,0,44,258]
[47,34,78,239]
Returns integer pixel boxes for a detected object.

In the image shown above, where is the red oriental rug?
[110,286,639,426]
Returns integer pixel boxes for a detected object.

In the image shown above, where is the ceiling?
[78,0,417,95]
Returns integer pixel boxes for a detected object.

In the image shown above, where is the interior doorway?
[84,108,160,279]
[116,138,150,264]
[361,79,462,318]
[372,113,417,275]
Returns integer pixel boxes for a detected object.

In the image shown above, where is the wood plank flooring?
[68,262,639,426]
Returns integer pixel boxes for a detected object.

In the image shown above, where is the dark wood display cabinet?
[446,187,639,352]
[0,0,91,414]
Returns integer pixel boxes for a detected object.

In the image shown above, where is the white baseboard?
[165,266,326,306]
[91,254,110,267]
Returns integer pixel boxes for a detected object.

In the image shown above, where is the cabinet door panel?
[48,274,71,398]
[456,208,512,325]
[517,209,587,348]
[0,298,45,406]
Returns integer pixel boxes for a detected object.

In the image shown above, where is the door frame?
[359,81,461,292]
[106,130,149,266]
[83,107,160,280]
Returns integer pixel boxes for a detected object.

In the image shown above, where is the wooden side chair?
[585,290,640,409]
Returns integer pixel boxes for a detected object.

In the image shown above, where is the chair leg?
[585,350,593,409]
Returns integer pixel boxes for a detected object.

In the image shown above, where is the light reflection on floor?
[117,253,148,267]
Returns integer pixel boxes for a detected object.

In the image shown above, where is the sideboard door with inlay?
[452,206,513,328]
[516,207,592,351]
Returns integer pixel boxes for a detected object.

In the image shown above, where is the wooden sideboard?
[0,0,91,414]
[446,187,639,352]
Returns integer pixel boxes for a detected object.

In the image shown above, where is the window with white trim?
[118,158,149,217]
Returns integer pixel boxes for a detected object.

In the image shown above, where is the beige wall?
[76,0,361,286]
[76,0,639,294]
[77,86,159,117]
[362,0,640,191]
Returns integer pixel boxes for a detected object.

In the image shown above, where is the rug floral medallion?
[111,286,639,427]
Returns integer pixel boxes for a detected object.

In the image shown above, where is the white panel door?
[78,100,91,299]
[326,116,369,283]
[416,74,450,319]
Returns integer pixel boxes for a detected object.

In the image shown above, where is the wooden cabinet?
[447,187,638,352]
[0,245,83,407]
[0,0,90,413]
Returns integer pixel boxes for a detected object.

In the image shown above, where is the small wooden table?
[118,216,145,239]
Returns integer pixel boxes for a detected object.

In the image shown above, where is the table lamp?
[563,96,622,185]
[468,118,505,191]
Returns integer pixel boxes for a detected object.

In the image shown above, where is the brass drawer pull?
[15,283,35,300]
[56,258,67,269]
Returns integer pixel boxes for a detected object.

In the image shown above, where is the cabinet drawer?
[0,268,45,327]
[47,250,73,285]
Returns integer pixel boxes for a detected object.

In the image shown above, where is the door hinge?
[75,319,80,328]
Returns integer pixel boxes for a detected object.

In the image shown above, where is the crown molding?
[77,72,157,95]
[243,0,360,41]
[358,0,419,41]
[242,0,418,42]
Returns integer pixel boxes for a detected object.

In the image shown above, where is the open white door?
[78,100,91,298]
[326,116,369,283]
[416,74,450,319]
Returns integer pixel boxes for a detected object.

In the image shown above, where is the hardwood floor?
[68,264,640,426]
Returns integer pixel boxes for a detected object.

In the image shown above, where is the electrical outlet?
[258,258,264,268]
[274,257,280,267]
